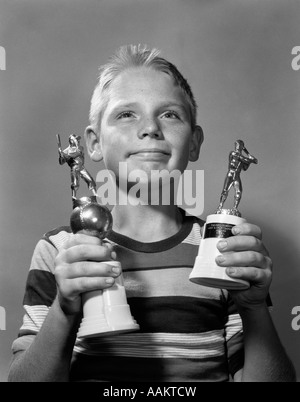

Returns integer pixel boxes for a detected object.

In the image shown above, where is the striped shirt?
[12,211,244,381]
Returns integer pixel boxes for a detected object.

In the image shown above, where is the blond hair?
[89,44,197,130]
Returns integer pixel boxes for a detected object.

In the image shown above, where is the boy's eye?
[117,111,135,119]
[162,111,180,119]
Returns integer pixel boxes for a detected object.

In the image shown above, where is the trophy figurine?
[189,140,258,290]
[57,134,139,337]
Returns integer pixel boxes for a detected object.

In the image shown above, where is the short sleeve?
[11,239,58,355]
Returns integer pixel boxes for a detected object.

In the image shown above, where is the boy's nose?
[137,117,163,139]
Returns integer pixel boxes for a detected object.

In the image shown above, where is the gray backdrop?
[0,0,300,381]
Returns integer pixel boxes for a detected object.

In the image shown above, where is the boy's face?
[87,67,202,181]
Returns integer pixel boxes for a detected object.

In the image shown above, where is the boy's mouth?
[129,148,171,156]
[128,149,171,161]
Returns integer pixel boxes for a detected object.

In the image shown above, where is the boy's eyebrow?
[110,102,140,111]
[110,101,189,113]
[157,101,189,112]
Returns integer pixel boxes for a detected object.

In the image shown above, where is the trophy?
[189,140,258,290]
[57,134,139,337]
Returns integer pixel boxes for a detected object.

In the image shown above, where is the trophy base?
[189,212,250,291]
[190,258,249,290]
[77,261,140,338]
[77,306,140,339]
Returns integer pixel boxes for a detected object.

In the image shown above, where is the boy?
[8,45,295,382]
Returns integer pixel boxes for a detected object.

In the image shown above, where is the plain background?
[0,0,300,381]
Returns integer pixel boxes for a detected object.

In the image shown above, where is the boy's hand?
[54,234,120,316]
[216,223,273,311]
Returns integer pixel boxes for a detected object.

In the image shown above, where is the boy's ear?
[84,126,103,162]
[189,125,204,162]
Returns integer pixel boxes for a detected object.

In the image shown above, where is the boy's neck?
[111,204,183,243]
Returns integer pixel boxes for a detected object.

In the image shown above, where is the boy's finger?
[62,233,102,249]
[225,266,272,286]
[63,261,121,279]
[217,236,269,255]
[231,223,262,239]
[62,243,113,263]
[216,251,271,269]
[64,276,116,297]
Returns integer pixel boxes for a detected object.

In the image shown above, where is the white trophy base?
[77,261,140,338]
[189,212,250,290]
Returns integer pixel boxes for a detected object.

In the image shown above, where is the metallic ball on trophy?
[57,134,139,338]
[189,140,258,290]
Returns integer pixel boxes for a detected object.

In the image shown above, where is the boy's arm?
[8,233,120,382]
[216,223,296,382]
[8,297,80,382]
[233,304,295,382]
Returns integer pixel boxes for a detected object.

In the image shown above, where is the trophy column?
[190,140,258,290]
[57,134,139,338]
[71,197,140,338]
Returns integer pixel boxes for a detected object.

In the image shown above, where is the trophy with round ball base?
[189,140,258,290]
[57,134,139,338]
